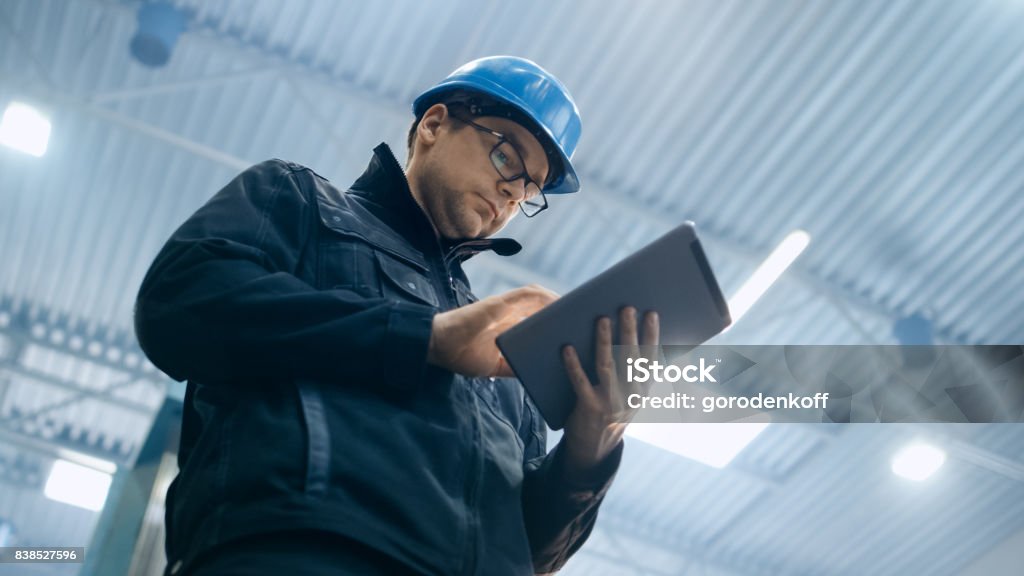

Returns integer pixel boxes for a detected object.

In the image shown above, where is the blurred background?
[1,0,1022,574]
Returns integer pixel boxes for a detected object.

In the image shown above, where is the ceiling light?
[0,102,51,157]
[892,443,946,481]
[44,459,113,511]
[727,230,810,326]
[626,422,769,468]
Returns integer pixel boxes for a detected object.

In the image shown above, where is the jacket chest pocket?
[318,239,439,308]
[376,250,439,307]
[314,193,441,308]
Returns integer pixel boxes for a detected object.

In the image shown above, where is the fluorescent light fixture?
[44,459,113,511]
[891,443,946,481]
[626,422,769,468]
[0,102,51,157]
[727,229,811,326]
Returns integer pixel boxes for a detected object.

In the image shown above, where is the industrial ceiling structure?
[1,1,1022,574]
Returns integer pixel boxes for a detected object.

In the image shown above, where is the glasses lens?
[521,190,546,217]
[490,141,525,181]
[523,182,542,202]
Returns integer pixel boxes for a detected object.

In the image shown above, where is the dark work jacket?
[134,143,623,576]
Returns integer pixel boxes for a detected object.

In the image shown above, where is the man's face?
[408,103,550,240]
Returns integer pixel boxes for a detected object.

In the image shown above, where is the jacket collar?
[349,143,522,265]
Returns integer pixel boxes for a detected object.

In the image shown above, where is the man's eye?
[494,150,510,167]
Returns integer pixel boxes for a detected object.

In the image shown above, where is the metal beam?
[0,426,117,474]
[81,96,252,170]
[948,439,1024,483]
[90,66,282,104]
[0,359,157,415]
[0,73,252,171]
[0,299,169,393]
[3,372,149,426]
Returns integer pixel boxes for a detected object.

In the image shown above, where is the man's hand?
[427,284,558,378]
[561,306,659,480]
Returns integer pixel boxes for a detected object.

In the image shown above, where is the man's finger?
[505,284,559,304]
[473,288,553,330]
[563,345,597,405]
[619,306,638,347]
[496,285,558,317]
[594,316,616,388]
[641,310,660,346]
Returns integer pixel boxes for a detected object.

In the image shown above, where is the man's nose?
[499,178,527,203]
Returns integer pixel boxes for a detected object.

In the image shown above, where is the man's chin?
[463,213,493,238]
[440,217,486,241]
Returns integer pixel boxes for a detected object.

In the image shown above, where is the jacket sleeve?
[133,159,436,390]
[520,396,624,574]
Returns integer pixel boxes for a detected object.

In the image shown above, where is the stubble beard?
[420,170,484,240]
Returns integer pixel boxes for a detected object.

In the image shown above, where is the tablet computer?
[495,222,731,430]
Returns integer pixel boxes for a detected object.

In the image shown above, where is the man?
[135,56,658,575]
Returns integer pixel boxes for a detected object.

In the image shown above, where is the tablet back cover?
[496,222,731,430]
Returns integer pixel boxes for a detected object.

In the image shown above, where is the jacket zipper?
[463,394,482,576]
[379,145,460,303]
[382,145,483,574]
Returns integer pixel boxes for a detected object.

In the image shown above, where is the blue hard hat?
[413,56,581,195]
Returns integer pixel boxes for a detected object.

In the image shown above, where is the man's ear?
[417,103,450,147]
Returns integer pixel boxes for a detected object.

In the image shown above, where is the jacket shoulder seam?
[253,162,310,260]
